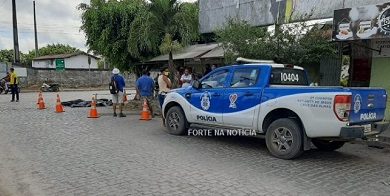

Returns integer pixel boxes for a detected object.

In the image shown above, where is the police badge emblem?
[354,94,362,114]
[200,92,211,110]
[229,93,238,108]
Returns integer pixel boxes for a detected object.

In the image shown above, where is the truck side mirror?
[192,80,201,89]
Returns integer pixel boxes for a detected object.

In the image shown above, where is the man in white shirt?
[180,68,193,88]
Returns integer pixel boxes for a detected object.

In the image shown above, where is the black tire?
[265,118,304,159]
[165,106,189,135]
[312,139,345,151]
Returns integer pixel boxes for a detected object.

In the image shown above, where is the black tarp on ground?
[61,99,112,107]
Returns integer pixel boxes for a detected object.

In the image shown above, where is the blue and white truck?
[161,60,389,159]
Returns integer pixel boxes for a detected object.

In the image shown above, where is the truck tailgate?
[349,88,387,124]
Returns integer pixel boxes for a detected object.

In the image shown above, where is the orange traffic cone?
[88,96,99,118]
[55,94,64,113]
[140,98,151,121]
[37,92,46,110]
[37,92,42,104]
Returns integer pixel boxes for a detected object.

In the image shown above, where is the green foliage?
[128,0,199,87]
[79,0,145,71]
[217,20,336,67]
[0,49,14,63]
[129,0,199,58]
[217,20,270,63]
[159,34,182,54]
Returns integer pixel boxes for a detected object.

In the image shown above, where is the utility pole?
[33,1,39,57]
[12,0,20,65]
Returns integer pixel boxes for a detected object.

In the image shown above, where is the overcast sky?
[0,0,197,53]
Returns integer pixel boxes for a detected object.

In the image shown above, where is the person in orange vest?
[9,68,19,102]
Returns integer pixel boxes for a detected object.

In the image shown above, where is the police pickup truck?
[161,60,389,159]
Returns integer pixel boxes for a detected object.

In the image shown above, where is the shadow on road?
[181,130,362,162]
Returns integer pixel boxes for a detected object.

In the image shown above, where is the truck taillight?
[333,95,352,122]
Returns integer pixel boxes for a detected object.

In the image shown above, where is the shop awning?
[200,46,224,59]
[147,43,219,62]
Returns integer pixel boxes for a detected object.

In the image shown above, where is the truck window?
[270,68,308,85]
[201,69,229,89]
[230,68,259,88]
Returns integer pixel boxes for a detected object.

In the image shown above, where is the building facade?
[199,0,390,33]
[32,52,99,70]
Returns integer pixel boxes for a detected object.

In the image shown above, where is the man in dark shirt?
[111,68,126,117]
[136,70,155,117]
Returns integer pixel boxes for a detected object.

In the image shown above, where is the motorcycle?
[0,79,10,94]
[41,83,60,92]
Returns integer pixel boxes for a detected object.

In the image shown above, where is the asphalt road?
[0,91,390,196]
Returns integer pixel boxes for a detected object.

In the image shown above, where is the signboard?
[55,59,65,71]
[333,2,390,41]
[371,39,390,57]
[200,0,390,33]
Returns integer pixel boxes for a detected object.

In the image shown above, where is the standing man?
[9,68,19,102]
[158,67,172,108]
[180,68,193,88]
[110,68,126,117]
[136,70,155,117]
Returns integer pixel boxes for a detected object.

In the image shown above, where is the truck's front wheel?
[165,106,189,135]
[312,139,345,151]
[266,118,303,159]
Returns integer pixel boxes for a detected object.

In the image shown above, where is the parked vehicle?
[41,83,60,92]
[0,78,10,94]
[161,60,389,159]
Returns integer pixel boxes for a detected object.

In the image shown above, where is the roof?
[148,43,219,62]
[200,46,224,59]
[33,51,100,61]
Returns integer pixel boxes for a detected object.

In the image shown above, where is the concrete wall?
[32,55,99,69]
[370,57,390,120]
[199,0,390,33]
[24,69,137,88]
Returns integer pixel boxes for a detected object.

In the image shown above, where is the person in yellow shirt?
[9,68,19,102]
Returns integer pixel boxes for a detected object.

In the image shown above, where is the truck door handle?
[185,93,191,99]
[244,92,254,96]
[212,93,221,97]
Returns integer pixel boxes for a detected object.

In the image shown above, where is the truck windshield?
[270,68,308,86]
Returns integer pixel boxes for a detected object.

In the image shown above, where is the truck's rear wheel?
[312,139,345,151]
[266,118,303,159]
[165,106,189,135]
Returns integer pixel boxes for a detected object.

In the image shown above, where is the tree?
[79,0,146,71]
[129,0,199,87]
[22,44,80,66]
[216,19,271,63]
[0,49,14,63]
[217,20,336,68]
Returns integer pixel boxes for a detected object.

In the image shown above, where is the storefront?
[333,2,390,119]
